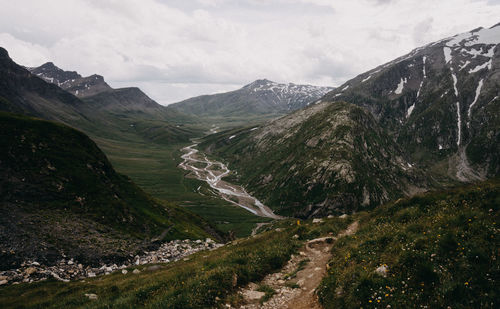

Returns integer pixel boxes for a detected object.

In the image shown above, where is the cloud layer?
[1,0,499,104]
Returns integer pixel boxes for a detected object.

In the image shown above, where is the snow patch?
[467,79,484,127]
[406,104,415,118]
[469,61,491,73]
[439,144,443,150]
[416,56,427,98]
[362,75,372,82]
[450,70,461,146]
[250,127,259,131]
[459,60,470,70]
[228,135,236,140]
[451,72,459,97]
[456,101,462,146]
[341,85,350,91]
[447,26,500,47]
[443,47,452,63]
[394,77,407,95]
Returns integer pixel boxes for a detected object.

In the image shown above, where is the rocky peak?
[31,62,82,86]
[29,63,111,97]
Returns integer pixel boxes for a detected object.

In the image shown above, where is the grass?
[316,179,500,308]
[0,223,304,308]
[92,136,272,237]
[257,284,276,304]
[0,214,352,308]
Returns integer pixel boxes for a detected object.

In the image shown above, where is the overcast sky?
[1,0,499,104]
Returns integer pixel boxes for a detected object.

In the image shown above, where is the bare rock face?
[323,24,500,179]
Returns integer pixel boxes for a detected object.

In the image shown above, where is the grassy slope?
[317,179,499,308]
[0,181,496,308]
[0,112,217,267]
[0,216,350,308]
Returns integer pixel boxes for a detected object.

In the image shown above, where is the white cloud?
[0,0,499,104]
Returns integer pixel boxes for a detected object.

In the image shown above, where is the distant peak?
[244,79,276,88]
[38,62,63,71]
[40,61,56,67]
[490,22,500,29]
[88,74,105,81]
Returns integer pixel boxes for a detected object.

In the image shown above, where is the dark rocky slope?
[0,112,220,270]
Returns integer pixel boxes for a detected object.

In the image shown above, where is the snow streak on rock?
[467,79,484,128]
[394,77,407,94]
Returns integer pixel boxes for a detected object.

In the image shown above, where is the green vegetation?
[3,180,494,308]
[257,284,276,304]
[317,180,499,308]
[0,223,303,308]
[0,112,217,267]
[93,136,272,238]
[200,101,429,218]
[0,212,351,308]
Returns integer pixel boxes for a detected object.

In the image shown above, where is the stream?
[178,143,282,219]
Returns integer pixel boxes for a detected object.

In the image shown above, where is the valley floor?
[92,136,271,237]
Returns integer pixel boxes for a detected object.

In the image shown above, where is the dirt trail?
[178,144,282,219]
[236,221,359,309]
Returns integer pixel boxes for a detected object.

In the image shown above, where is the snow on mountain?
[169,79,333,118]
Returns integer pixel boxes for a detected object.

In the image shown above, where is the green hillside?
[200,101,431,218]
[0,112,220,269]
[0,180,496,308]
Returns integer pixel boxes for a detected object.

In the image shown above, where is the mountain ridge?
[168,78,333,119]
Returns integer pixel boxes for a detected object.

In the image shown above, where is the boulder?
[375,265,388,277]
[24,267,37,275]
[85,293,98,300]
[242,290,265,301]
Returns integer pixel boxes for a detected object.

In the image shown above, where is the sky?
[1,0,499,105]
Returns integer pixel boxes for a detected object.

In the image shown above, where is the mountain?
[29,62,112,97]
[200,23,500,218]
[0,112,219,270]
[201,102,429,217]
[323,23,500,180]
[0,48,87,124]
[0,49,200,144]
[169,79,333,119]
[28,61,193,124]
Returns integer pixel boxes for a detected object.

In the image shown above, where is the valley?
[0,10,499,309]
